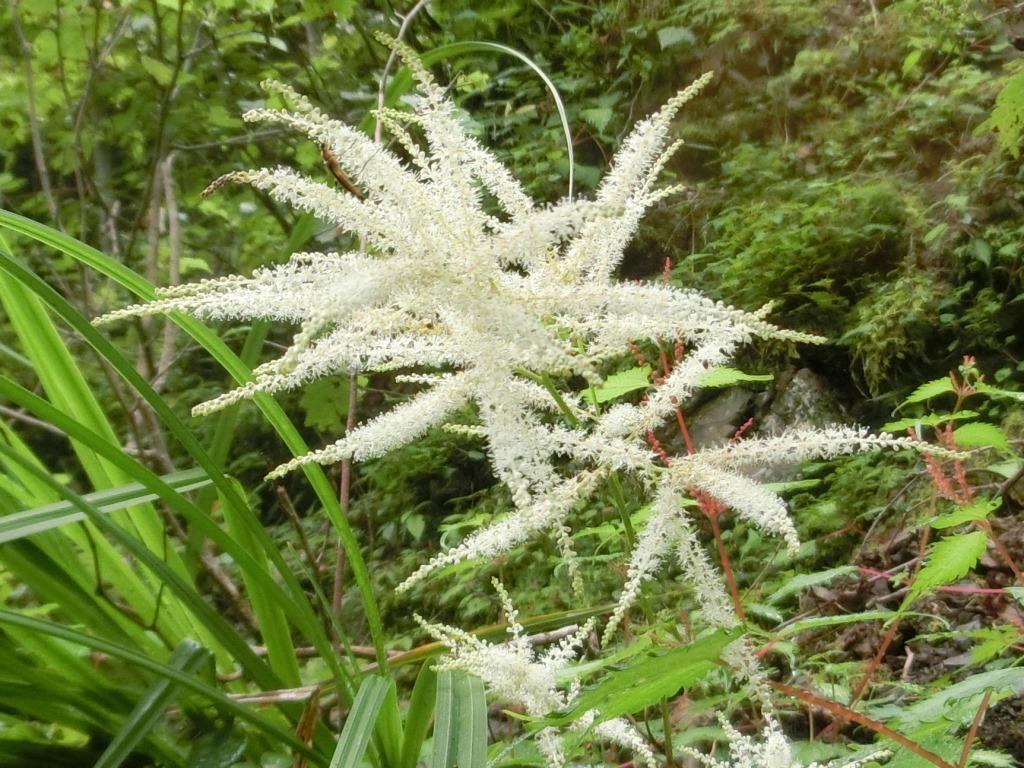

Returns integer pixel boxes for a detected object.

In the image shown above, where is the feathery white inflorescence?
[97,44,942,686]
[681,716,888,768]
[417,580,656,768]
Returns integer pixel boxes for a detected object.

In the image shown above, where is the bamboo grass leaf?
[0,608,324,767]
[400,663,437,768]
[330,676,390,768]
[93,640,210,768]
[0,209,387,671]
[430,670,487,768]
[0,468,210,544]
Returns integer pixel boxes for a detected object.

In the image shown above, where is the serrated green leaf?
[894,668,1024,729]
[580,106,613,133]
[300,377,353,432]
[929,498,1000,530]
[952,422,1011,452]
[881,410,978,433]
[903,376,954,404]
[976,382,1024,402]
[902,531,988,608]
[977,69,1024,157]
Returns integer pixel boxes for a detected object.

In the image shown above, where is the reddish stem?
[771,682,955,768]
[708,511,745,621]
[957,690,992,768]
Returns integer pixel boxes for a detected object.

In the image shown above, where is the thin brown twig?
[154,153,181,393]
[9,0,62,229]
[332,374,358,621]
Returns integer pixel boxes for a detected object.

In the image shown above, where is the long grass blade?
[330,676,390,768]
[0,372,348,692]
[0,608,325,767]
[0,440,280,690]
[219,477,301,687]
[431,671,487,768]
[92,640,210,768]
[0,233,205,648]
[400,663,436,768]
[0,467,210,544]
[0,209,388,671]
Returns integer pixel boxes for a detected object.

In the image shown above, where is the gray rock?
[688,387,755,450]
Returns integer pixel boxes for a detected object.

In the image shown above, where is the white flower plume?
[95,44,943,632]
[417,580,656,768]
[681,716,888,768]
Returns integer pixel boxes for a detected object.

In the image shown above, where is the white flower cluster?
[680,716,887,768]
[98,43,936,766]
[417,580,657,768]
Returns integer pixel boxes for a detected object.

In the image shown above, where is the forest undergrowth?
[0,2,1022,768]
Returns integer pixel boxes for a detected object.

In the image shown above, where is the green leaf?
[140,56,174,86]
[894,668,1024,729]
[976,382,1024,403]
[0,609,322,765]
[219,478,301,687]
[778,610,899,637]
[582,366,651,404]
[902,531,989,608]
[881,410,979,433]
[431,671,487,768]
[952,422,1011,452]
[699,367,773,389]
[903,376,954,404]
[767,566,855,605]
[0,468,210,544]
[0,210,377,679]
[330,676,390,768]
[929,498,1000,530]
[546,629,739,727]
[923,222,948,245]
[657,25,695,50]
[977,69,1024,158]
[902,48,923,77]
[300,377,353,432]
[400,664,437,768]
[580,106,613,133]
[93,641,210,768]
[0,440,279,693]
